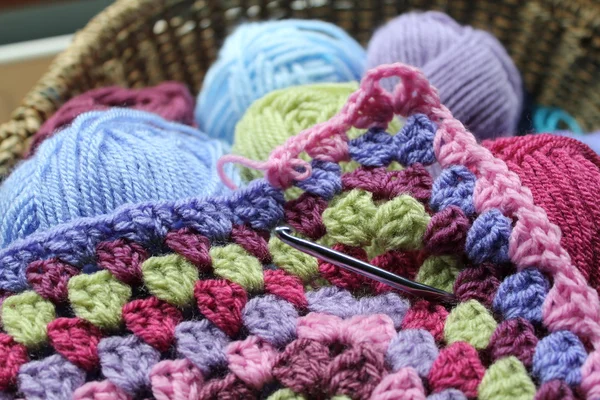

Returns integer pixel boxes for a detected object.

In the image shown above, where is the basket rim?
[0,0,177,173]
[1,0,599,177]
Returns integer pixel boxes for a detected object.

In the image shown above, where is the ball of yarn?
[554,130,600,155]
[0,109,240,248]
[28,82,195,157]
[367,11,522,139]
[533,106,583,134]
[196,20,366,143]
[232,82,350,181]
[485,134,600,292]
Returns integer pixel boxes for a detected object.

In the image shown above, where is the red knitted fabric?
[194,279,247,337]
[485,134,600,293]
[319,244,368,290]
[122,297,182,352]
[27,82,195,157]
[47,318,103,371]
[0,333,28,390]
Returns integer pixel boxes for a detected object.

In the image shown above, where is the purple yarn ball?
[367,11,522,139]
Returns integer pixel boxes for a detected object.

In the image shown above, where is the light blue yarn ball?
[0,108,241,248]
[195,19,366,143]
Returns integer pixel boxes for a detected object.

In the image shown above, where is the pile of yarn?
[1,9,600,400]
[195,19,366,143]
[0,109,240,248]
[27,82,195,157]
[0,63,598,399]
[366,11,523,140]
[194,13,525,185]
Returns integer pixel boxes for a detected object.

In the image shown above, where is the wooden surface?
[0,56,54,123]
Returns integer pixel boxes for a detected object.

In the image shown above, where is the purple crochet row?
[0,180,285,292]
[0,113,439,293]
[13,288,410,399]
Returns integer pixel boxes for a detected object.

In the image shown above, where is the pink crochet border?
[218,63,600,397]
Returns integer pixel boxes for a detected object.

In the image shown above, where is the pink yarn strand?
[226,63,600,357]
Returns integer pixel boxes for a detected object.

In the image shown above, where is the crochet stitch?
[0,63,599,399]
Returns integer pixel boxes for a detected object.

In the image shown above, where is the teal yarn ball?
[0,109,241,248]
[195,19,366,143]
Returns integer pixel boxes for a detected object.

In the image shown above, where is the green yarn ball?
[232,82,402,181]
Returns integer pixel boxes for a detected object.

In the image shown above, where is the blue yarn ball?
[195,19,366,143]
[493,268,550,324]
[533,331,587,386]
[0,109,241,248]
[466,208,512,264]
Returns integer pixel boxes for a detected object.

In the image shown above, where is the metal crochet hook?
[275,226,457,305]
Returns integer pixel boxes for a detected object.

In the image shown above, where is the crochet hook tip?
[275,226,457,305]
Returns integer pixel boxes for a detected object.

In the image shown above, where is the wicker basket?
[0,0,599,177]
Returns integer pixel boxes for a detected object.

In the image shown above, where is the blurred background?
[0,0,113,121]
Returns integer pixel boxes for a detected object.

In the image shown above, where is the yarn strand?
[229,62,600,354]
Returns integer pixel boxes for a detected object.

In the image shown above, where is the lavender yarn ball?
[367,11,522,139]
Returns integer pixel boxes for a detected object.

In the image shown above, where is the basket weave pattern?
[0,0,599,176]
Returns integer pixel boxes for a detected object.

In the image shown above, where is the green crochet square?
[142,254,199,306]
[209,244,264,292]
[1,291,55,348]
[68,270,131,329]
[269,236,319,283]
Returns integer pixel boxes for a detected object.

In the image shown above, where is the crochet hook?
[275,226,457,304]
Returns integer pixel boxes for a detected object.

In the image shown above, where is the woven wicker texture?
[0,0,599,176]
